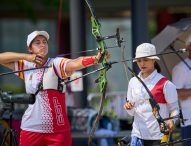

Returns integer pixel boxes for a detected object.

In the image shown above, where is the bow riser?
[91,16,107,93]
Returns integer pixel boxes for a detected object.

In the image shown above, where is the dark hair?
[154,62,161,73]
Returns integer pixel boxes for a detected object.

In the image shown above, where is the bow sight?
[96,28,124,47]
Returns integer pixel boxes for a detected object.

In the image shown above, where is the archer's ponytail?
[154,62,161,73]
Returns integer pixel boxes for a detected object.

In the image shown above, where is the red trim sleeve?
[18,60,25,80]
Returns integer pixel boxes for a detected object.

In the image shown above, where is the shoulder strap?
[34,58,52,96]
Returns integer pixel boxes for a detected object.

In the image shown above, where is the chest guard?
[42,60,66,93]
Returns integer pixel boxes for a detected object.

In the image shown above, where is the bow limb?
[88,15,107,146]
[88,90,106,146]
[85,0,107,146]
[121,45,130,82]
[85,1,124,145]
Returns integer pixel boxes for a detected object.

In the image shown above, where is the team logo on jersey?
[53,96,65,125]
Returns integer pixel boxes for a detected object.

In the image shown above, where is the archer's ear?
[153,59,157,63]
[28,47,32,53]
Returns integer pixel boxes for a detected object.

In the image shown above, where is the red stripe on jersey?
[151,78,168,103]
[60,58,68,79]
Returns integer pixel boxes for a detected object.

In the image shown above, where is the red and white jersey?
[126,70,178,140]
[15,57,71,133]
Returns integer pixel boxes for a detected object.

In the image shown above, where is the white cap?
[133,43,160,62]
[27,30,49,47]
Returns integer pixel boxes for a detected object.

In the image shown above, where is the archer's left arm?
[65,51,110,73]
[164,81,180,131]
[164,81,180,116]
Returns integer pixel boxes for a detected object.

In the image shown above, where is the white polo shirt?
[15,57,71,133]
[172,58,191,127]
[126,70,178,140]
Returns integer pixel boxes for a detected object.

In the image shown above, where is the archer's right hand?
[124,101,135,110]
[26,54,44,65]
[166,120,175,133]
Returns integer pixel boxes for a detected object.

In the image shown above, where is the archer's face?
[28,35,48,56]
[136,58,155,75]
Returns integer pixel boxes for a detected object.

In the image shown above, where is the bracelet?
[82,57,94,66]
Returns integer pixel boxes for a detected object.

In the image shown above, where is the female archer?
[0,30,109,146]
[124,43,179,146]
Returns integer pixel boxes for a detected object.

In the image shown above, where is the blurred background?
[0,0,191,146]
